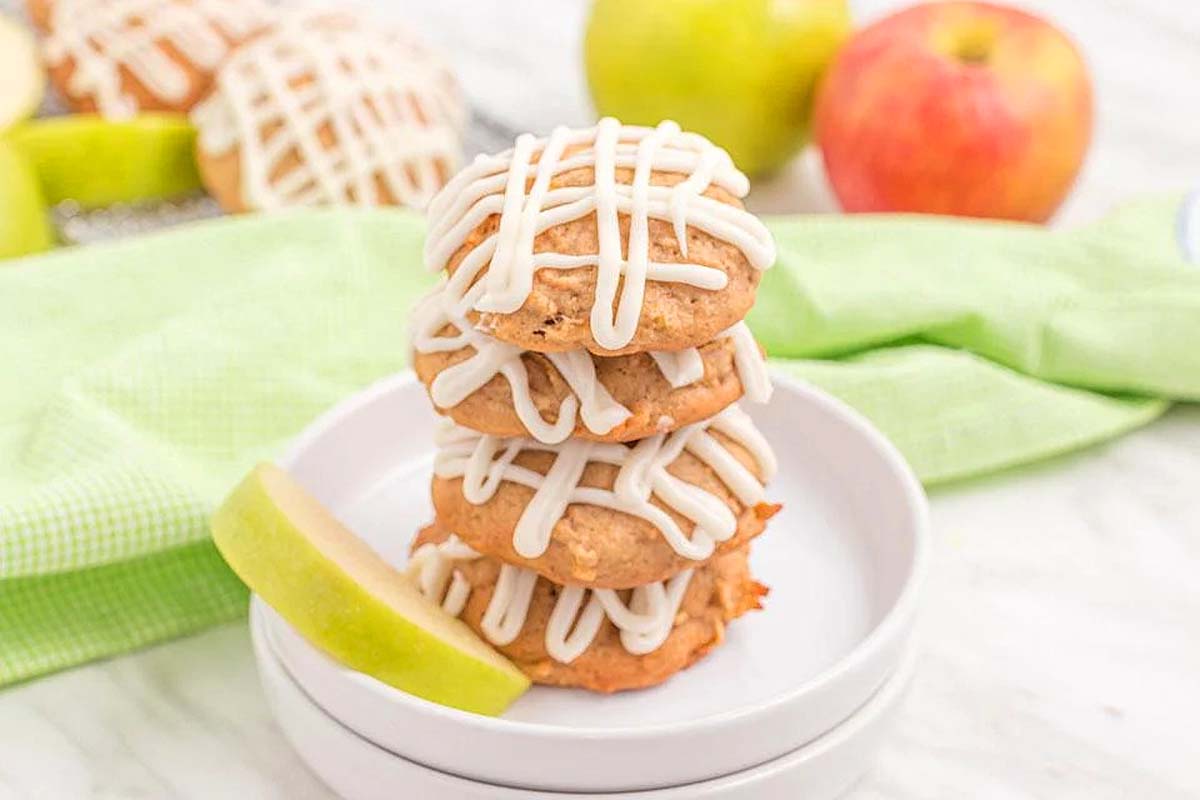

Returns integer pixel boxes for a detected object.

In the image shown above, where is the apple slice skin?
[0,140,54,259]
[6,114,202,208]
[212,464,530,717]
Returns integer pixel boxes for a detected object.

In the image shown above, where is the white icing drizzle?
[423,118,776,352]
[408,534,692,663]
[648,348,705,388]
[192,11,464,211]
[722,320,774,405]
[44,0,275,119]
[433,405,777,562]
[410,285,773,444]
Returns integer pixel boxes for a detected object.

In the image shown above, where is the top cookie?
[424,118,776,355]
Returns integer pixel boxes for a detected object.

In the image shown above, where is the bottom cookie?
[409,524,767,693]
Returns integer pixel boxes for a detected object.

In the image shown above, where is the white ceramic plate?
[253,604,917,800]
[261,371,929,792]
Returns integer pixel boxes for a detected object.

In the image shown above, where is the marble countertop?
[2,1,1199,798]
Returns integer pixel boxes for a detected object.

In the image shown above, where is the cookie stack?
[407,118,780,692]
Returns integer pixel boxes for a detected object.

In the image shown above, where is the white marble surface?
[3,1,1200,798]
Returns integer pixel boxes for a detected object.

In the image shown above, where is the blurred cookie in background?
[23,0,49,29]
[35,0,276,117]
[192,9,465,213]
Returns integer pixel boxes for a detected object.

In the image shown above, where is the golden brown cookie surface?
[414,331,750,443]
[454,175,762,356]
[26,0,53,31]
[424,120,775,356]
[412,524,767,693]
[42,0,273,116]
[192,11,463,213]
[432,415,780,588]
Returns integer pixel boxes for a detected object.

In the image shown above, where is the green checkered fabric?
[2,198,1198,686]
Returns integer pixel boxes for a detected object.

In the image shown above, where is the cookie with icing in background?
[192,9,465,213]
[409,524,767,693]
[35,0,276,116]
[424,118,776,356]
[25,0,52,30]
[410,284,773,444]
[431,405,780,589]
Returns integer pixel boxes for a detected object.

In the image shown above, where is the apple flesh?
[815,1,1093,222]
[585,0,851,177]
[212,464,530,716]
[0,13,44,132]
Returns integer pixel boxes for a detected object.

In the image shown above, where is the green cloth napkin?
[2,196,1198,687]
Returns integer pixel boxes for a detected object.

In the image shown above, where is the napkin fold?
[2,195,1197,686]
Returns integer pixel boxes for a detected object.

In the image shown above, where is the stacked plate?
[253,371,929,799]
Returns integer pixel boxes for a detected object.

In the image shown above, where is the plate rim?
[272,368,930,739]
[252,599,918,798]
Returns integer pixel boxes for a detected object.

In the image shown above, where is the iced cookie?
[431,405,779,588]
[411,285,772,444]
[192,11,464,213]
[423,117,776,355]
[38,0,274,117]
[410,525,766,693]
[26,0,52,30]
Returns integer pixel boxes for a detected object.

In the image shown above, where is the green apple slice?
[5,114,202,208]
[0,139,53,259]
[0,14,44,132]
[212,463,530,716]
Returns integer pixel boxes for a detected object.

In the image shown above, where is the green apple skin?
[0,139,54,260]
[585,0,852,176]
[212,464,530,717]
[6,114,202,208]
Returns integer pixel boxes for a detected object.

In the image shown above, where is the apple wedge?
[6,114,202,208]
[0,14,44,132]
[0,139,53,259]
[212,463,530,716]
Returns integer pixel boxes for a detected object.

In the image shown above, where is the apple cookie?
[423,117,776,355]
[410,524,767,693]
[192,10,465,213]
[411,284,772,444]
[431,405,779,588]
[26,0,52,30]
[38,0,275,117]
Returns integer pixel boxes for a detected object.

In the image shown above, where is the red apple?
[814,1,1092,222]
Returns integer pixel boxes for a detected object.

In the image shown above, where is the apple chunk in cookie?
[410,523,768,693]
[411,284,772,444]
[431,405,779,589]
[423,118,776,355]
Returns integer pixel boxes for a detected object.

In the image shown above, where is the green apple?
[585,0,851,176]
[0,13,44,132]
[6,114,202,208]
[0,139,53,260]
[212,464,530,716]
